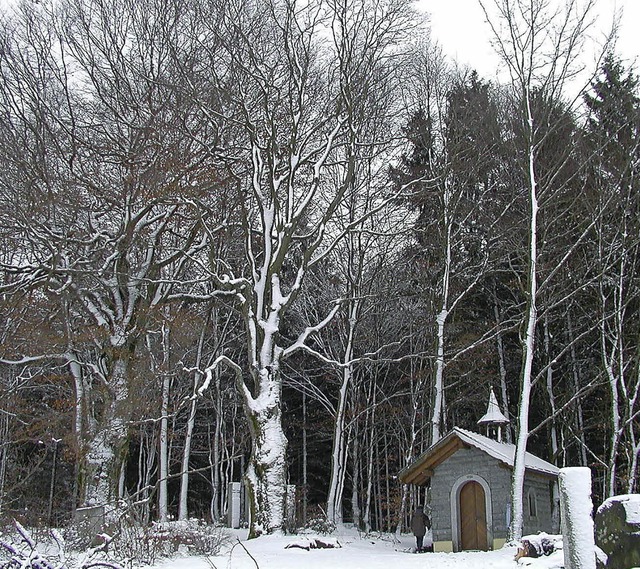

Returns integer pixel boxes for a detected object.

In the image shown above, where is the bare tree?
[479,0,604,540]
[0,0,230,510]
[584,55,640,496]
[190,0,419,536]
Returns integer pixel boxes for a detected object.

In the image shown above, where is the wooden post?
[558,467,595,569]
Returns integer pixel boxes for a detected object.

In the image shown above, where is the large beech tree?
[0,0,229,508]
[192,0,418,537]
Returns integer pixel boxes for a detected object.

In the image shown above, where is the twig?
[230,537,260,569]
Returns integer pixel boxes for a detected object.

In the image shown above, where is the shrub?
[0,520,123,569]
[304,515,336,535]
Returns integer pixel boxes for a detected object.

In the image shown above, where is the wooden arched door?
[459,480,488,551]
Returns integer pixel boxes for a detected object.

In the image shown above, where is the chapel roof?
[398,427,560,486]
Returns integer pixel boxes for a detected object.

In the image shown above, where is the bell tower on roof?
[477,387,510,442]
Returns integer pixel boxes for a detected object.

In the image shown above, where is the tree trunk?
[351,426,361,528]
[397,348,427,537]
[158,378,170,522]
[158,325,171,522]
[493,285,512,443]
[431,187,452,444]
[179,394,198,521]
[327,300,359,526]
[81,352,132,509]
[244,367,288,538]
[0,409,7,516]
[178,319,209,521]
[509,91,538,542]
[363,379,377,533]
[601,264,623,497]
[628,415,639,493]
[211,366,223,522]
[567,313,588,466]
[138,426,157,524]
[544,318,559,463]
[302,390,308,526]
[67,356,87,513]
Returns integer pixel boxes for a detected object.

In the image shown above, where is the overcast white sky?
[0,0,636,80]
[420,0,640,81]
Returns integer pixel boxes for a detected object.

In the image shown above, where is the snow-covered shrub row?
[0,518,230,569]
[142,519,230,560]
[65,518,230,566]
[0,520,122,569]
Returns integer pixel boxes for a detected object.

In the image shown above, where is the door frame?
[451,474,493,552]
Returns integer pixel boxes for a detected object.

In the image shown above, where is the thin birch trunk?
[374,438,382,531]
[601,261,623,497]
[363,379,376,533]
[629,414,640,493]
[178,318,208,521]
[509,89,538,542]
[479,0,598,540]
[544,318,559,463]
[397,340,427,537]
[431,184,452,444]
[178,390,198,521]
[136,427,156,525]
[0,411,7,516]
[327,299,359,525]
[211,366,222,522]
[302,390,308,526]
[543,317,560,532]
[47,439,59,526]
[567,313,588,466]
[493,284,512,443]
[383,428,391,533]
[158,324,170,523]
[626,354,640,492]
[351,424,360,528]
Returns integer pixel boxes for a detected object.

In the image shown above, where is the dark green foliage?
[585,54,640,184]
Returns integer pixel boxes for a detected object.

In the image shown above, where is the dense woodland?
[0,0,638,542]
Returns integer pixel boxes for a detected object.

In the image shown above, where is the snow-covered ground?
[151,529,565,569]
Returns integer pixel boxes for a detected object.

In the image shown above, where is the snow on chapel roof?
[454,427,559,476]
[398,427,559,486]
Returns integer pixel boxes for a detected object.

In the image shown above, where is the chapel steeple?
[477,387,510,442]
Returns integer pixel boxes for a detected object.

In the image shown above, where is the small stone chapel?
[398,389,559,552]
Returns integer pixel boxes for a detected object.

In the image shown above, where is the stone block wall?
[523,475,556,536]
[430,446,511,544]
[430,446,556,548]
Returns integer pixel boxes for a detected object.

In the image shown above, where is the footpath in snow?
[152,528,565,569]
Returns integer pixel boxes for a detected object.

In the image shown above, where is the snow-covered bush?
[66,516,229,566]
[64,501,230,566]
[304,515,336,536]
[0,520,122,569]
[129,519,229,562]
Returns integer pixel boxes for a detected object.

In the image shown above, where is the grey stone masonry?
[523,474,555,536]
[430,445,555,544]
[431,446,509,542]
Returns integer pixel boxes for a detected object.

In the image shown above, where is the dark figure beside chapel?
[411,505,432,552]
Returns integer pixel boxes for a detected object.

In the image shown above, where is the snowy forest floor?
[150,528,564,569]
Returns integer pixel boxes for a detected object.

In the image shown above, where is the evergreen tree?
[584,54,640,495]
